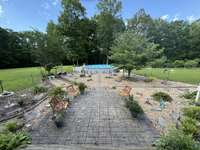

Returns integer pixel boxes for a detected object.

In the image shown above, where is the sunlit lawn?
[0,66,73,92]
[135,68,200,84]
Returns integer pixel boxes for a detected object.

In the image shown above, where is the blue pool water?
[85,64,113,69]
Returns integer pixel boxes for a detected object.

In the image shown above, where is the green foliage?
[149,57,166,68]
[44,63,54,74]
[183,106,200,121]
[173,60,185,67]
[49,87,66,98]
[33,86,48,94]
[125,95,144,118]
[184,60,199,68]
[180,117,198,136]
[111,31,163,77]
[5,122,19,133]
[155,129,199,150]
[112,86,116,89]
[0,131,30,150]
[96,0,125,63]
[182,91,197,99]
[78,82,87,94]
[152,92,173,102]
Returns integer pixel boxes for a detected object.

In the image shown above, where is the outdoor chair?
[66,85,80,96]
[119,86,132,97]
[49,96,69,113]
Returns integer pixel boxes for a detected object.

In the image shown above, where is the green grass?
[135,68,200,84]
[0,66,73,92]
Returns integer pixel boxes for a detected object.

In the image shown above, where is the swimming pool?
[85,64,114,73]
[85,64,113,69]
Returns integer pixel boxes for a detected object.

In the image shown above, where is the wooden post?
[0,80,4,93]
[195,84,200,102]
[31,74,34,85]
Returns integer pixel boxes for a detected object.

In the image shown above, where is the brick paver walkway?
[30,87,159,147]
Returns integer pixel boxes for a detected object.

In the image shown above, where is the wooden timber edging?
[0,94,49,123]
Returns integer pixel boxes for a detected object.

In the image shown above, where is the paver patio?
[30,87,159,147]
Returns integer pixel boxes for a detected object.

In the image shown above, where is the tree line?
[1,0,200,69]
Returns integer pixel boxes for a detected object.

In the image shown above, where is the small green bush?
[173,60,185,68]
[126,95,144,118]
[150,58,166,68]
[49,87,66,98]
[152,92,173,102]
[181,117,198,136]
[5,121,20,133]
[184,60,199,68]
[112,86,116,89]
[182,91,197,100]
[0,132,30,150]
[78,82,87,94]
[183,106,200,121]
[33,86,48,94]
[155,129,200,150]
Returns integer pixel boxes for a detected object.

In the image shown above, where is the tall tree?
[128,9,155,37]
[96,0,125,64]
[111,31,163,76]
[58,0,87,65]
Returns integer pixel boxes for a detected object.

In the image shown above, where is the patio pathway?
[29,87,159,147]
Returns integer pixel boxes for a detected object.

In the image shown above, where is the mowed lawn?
[136,68,200,84]
[0,66,73,91]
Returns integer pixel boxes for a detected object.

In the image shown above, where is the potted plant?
[78,83,87,94]
[49,87,68,128]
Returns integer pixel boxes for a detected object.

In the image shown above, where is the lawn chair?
[119,86,132,97]
[49,96,69,113]
[66,85,79,96]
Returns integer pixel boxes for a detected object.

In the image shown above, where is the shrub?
[33,86,48,94]
[5,122,19,133]
[144,77,154,82]
[78,83,87,94]
[152,92,173,102]
[112,86,116,89]
[182,91,197,100]
[181,117,198,136]
[183,106,200,121]
[126,95,144,118]
[150,58,166,68]
[49,87,66,98]
[173,60,185,68]
[0,132,30,150]
[184,60,198,68]
[155,129,199,150]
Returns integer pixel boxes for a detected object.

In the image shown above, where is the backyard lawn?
[135,68,200,84]
[0,66,73,92]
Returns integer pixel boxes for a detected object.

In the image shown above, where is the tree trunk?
[128,69,131,77]
[76,60,79,66]
[106,55,109,64]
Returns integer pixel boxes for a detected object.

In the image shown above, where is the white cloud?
[0,5,3,17]
[187,15,195,23]
[52,0,59,6]
[42,2,50,10]
[161,14,169,20]
[173,14,180,21]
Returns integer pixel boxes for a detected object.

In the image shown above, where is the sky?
[0,0,200,31]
